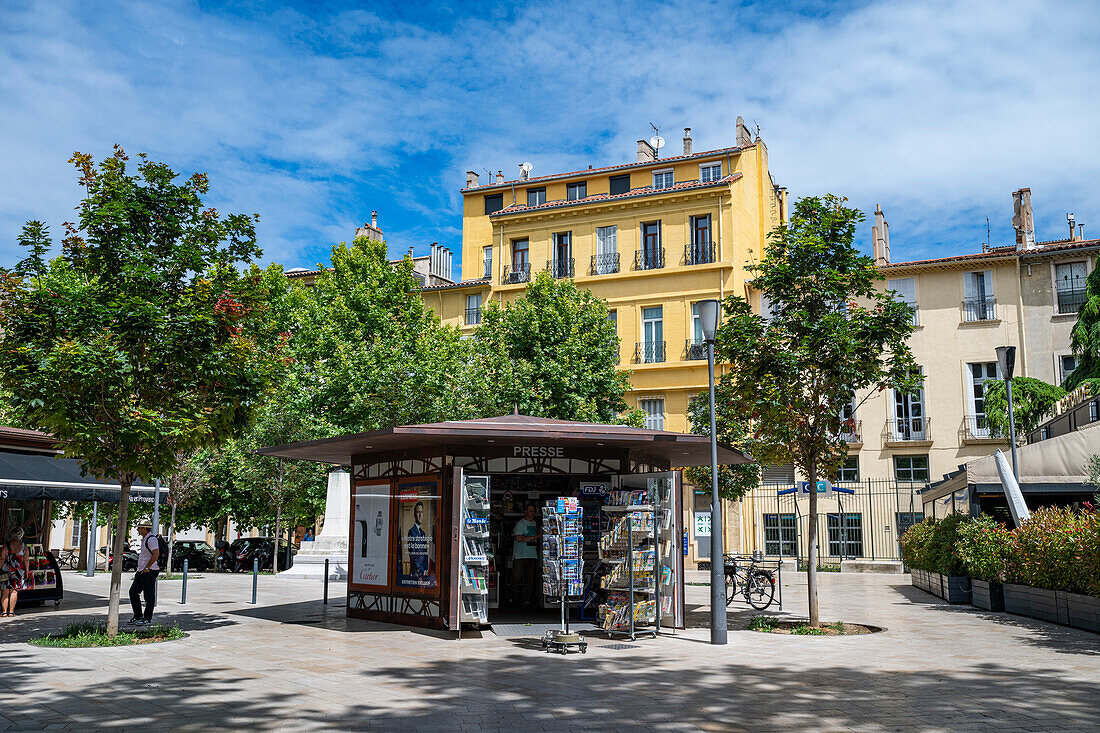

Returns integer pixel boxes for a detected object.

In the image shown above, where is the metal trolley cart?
[540,498,588,654]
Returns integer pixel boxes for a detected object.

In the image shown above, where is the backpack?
[149,534,169,567]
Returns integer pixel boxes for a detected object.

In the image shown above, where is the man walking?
[128,522,161,626]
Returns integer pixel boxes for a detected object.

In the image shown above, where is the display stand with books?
[459,474,491,625]
[540,498,587,654]
[16,543,64,608]
[598,490,658,640]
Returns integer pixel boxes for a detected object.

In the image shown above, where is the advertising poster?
[352,480,391,590]
[396,478,440,592]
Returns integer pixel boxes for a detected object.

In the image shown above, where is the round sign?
[502,490,513,502]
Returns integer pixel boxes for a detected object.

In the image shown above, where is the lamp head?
[995,345,1016,380]
[698,299,721,343]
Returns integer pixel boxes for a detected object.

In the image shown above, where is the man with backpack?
[127,522,165,626]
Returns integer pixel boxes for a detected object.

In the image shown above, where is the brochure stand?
[599,490,659,640]
[540,498,587,654]
[459,474,491,625]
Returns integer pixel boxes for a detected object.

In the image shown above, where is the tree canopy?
[709,194,919,624]
[0,147,282,634]
[982,377,1066,437]
[1067,264,1100,389]
[471,272,639,424]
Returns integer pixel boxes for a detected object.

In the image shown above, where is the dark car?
[170,540,217,572]
[227,537,297,572]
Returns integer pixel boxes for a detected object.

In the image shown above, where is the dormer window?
[567,181,587,201]
[700,162,722,182]
[652,169,673,190]
[527,187,546,207]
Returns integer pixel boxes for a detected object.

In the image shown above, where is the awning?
[925,421,1100,503]
[0,452,163,503]
[257,413,751,467]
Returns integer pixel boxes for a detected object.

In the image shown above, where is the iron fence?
[961,295,996,322]
[1057,284,1087,314]
[741,478,928,562]
[685,339,707,360]
[590,252,620,275]
[634,248,665,271]
[502,263,530,284]
[635,340,666,363]
[546,257,575,279]
[683,240,715,265]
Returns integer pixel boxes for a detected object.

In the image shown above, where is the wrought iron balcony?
[685,339,708,360]
[590,252,620,275]
[465,307,482,326]
[908,304,920,327]
[1057,284,1087,314]
[634,248,665,271]
[546,258,575,279]
[635,341,666,364]
[961,295,996,322]
[502,263,531,285]
[887,416,930,442]
[839,419,862,444]
[961,414,1005,441]
[482,259,492,279]
[684,240,715,266]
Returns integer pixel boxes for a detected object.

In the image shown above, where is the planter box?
[1004,583,1069,625]
[910,568,933,594]
[1065,591,1100,634]
[971,579,1004,612]
[940,573,971,604]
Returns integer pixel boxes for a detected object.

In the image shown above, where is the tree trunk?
[273,505,281,573]
[106,478,132,637]
[166,500,177,577]
[806,461,819,627]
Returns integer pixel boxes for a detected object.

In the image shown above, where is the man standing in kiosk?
[512,504,540,608]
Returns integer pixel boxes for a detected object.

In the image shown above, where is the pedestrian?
[0,527,27,617]
[127,522,161,626]
[511,504,540,609]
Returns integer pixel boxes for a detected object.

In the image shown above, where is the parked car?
[170,540,217,572]
[227,537,297,572]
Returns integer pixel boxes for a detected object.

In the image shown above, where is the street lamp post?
[995,346,1019,481]
[697,298,727,645]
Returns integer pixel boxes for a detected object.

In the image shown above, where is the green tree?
[711,194,918,625]
[982,377,1066,437]
[472,272,639,424]
[14,221,51,279]
[1066,264,1100,388]
[685,389,760,500]
[0,147,281,635]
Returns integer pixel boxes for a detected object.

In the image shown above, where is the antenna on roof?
[986,217,991,250]
[648,122,665,159]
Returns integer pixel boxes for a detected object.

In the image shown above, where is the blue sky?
[2,0,1099,277]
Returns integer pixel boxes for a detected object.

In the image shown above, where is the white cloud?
[1,0,1098,274]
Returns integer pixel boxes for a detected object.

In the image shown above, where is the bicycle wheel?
[744,571,776,610]
[725,573,738,606]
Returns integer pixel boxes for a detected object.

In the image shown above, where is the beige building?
[739,189,1098,565]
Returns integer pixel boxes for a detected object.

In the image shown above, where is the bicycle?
[723,554,777,610]
[56,548,79,570]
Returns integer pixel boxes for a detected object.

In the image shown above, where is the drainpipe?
[1015,256,1028,377]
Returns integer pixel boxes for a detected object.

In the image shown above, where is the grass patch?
[30,621,185,648]
[791,624,825,635]
[748,615,779,632]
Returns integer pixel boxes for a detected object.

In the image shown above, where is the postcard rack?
[598,490,659,641]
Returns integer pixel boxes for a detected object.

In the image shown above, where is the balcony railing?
[685,339,708,360]
[546,257,575,279]
[502,263,531,285]
[482,259,492,279]
[962,295,996,322]
[961,414,1005,441]
[635,341,666,364]
[1057,284,1087,314]
[684,240,715,266]
[590,252,620,275]
[888,416,929,442]
[906,304,920,327]
[839,419,862,444]
[634,248,665,271]
[465,307,482,326]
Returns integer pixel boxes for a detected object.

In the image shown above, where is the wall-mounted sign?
[395,478,440,593]
[513,445,565,458]
[694,512,711,537]
[578,482,608,497]
[351,480,391,591]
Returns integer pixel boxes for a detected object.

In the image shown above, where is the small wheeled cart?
[542,629,588,654]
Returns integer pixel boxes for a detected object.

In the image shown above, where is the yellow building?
[423,120,785,435]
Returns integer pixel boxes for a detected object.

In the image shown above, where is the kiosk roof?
[257,413,750,467]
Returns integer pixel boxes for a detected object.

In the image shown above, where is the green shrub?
[791,624,824,635]
[1007,506,1090,593]
[1082,508,1100,597]
[927,513,968,576]
[957,514,1011,582]
[899,517,935,570]
[748,615,779,632]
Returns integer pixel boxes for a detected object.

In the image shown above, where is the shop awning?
[925,421,1100,503]
[257,413,751,467]
[0,451,163,503]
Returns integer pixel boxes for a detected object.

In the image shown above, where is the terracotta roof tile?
[490,174,741,218]
[881,237,1100,270]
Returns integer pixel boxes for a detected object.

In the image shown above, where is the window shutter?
[888,278,916,305]
[963,272,977,300]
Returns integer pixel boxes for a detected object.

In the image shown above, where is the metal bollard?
[324,559,329,605]
[181,559,188,604]
[251,558,259,604]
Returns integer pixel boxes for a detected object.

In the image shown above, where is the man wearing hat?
[128,522,161,626]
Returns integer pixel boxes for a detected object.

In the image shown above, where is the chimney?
[519,163,529,181]
[1068,212,1077,241]
[370,210,378,229]
[682,128,693,156]
[736,116,752,147]
[466,170,479,188]
[1012,188,1035,250]
[872,204,890,266]
[637,139,656,163]
[495,170,504,184]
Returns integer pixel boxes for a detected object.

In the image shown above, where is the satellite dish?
[520,162,533,173]
[649,135,665,150]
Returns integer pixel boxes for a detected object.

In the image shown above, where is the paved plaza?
[0,571,1096,731]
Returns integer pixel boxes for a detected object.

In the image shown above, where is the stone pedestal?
[279,470,349,580]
